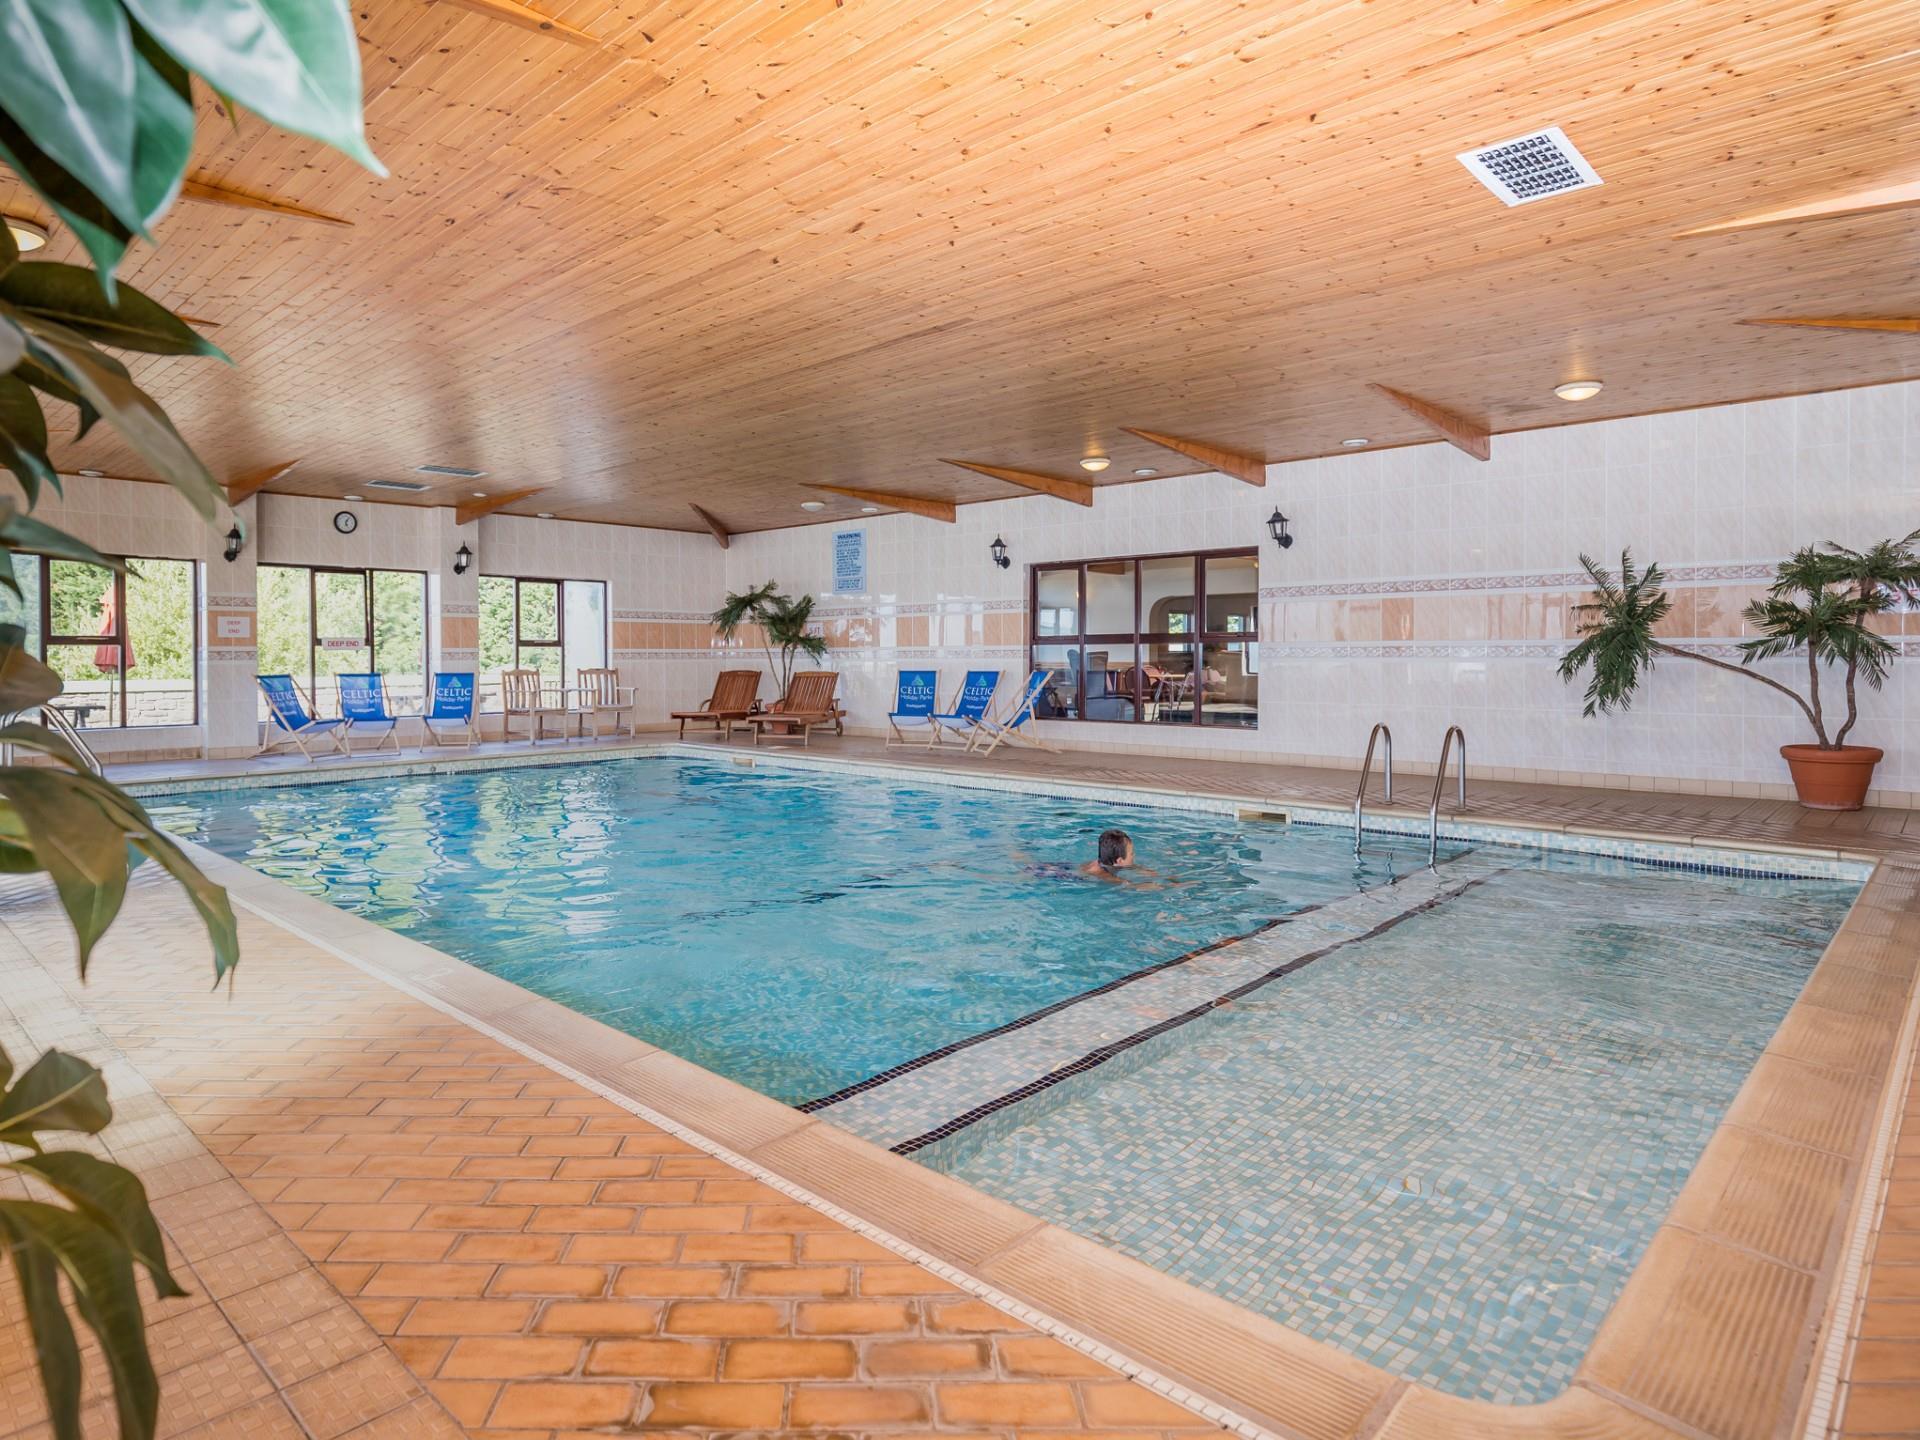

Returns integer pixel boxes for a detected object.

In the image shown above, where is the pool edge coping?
[158,751,1920,1440]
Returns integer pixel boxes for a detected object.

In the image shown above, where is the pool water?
[154,757,1859,1403]
[153,758,1408,1101]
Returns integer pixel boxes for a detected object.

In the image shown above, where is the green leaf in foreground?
[0,1048,112,1146]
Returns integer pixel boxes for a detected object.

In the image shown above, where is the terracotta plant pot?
[1779,743,1883,811]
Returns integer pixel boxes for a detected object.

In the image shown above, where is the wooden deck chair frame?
[336,672,402,754]
[672,669,761,739]
[742,670,840,747]
[972,668,1058,757]
[421,672,480,749]
[255,674,354,761]
[885,668,940,747]
[577,667,637,739]
[500,668,571,744]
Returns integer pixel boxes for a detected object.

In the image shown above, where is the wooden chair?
[740,671,840,746]
[672,669,761,738]
[576,667,637,738]
[501,668,570,743]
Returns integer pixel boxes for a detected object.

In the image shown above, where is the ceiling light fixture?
[800,500,826,512]
[470,490,487,498]
[1554,379,1604,402]
[536,511,554,519]
[77,468,104,477]
[1079,456,1110,472]
[4,217,48,253]
[1133,467,1158,477]
[342,493,362,501]
[1340,438,1370,447]
[860,505,879,514]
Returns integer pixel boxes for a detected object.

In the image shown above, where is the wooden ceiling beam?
[1367,385,1492,462]
[1678,180,1920,237]
[940,459,1093,506]
[431,0,601,45]
[455,486,546,526]
[179,179,353,227]
[806,484,956,523]
[225,459,300,507]
[1120,428,1265,487]
[689,503,730,548]
[1740,316,1920,335]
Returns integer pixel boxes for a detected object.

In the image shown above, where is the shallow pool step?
[810,850,1516,1152]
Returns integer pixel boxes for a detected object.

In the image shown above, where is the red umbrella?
[93,583,132,672]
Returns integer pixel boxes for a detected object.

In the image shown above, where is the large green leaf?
[0,116,136,284]
[20,319,219,516]
[0,374,56,503]
[0,1049,112,1144]
[0,266,225,358]
[0,308,22,372]
[13,355,98,445]
[0,1212,85,1440]
[128,25,195,231]
[0,1199,159,1440]
[0,0,144,234]
[123,0,386,176]
[6,1151,185,1298]
[0,720,96,775]
[0,625,62,712]
[0,769,131,974]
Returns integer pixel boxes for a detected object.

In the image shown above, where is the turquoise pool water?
[153,757,1859,1403]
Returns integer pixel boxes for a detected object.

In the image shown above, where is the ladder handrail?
[1352,722,1392,854]
[1427,726,1466,866]
[3,704,105,777]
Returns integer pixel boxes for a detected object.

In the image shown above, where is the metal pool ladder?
[1427,726,1467,866]
[0,705,102,776]
[1352,723,1392,854]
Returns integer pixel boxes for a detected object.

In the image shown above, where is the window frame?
[478,574,609,706]
[21,551,201,729]
[1026,545,1259,727]
[257,563,429,707]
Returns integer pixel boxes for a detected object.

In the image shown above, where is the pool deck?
[2,732,1917,1440]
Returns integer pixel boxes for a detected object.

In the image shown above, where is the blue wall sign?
[832,528,867,593]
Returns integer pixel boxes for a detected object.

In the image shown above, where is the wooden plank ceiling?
[4,0,1916,533]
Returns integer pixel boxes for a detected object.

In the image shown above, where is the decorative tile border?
[1261,562,1779,600]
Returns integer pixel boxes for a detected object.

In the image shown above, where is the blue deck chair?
[256,674,352,761]
[973,667,1057,757]
[421,672,479,748]
[338,673,403,753]
[930,669,1000,748]
[885,669,939,746]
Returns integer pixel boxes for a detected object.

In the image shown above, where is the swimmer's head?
[1097,829,1134,869]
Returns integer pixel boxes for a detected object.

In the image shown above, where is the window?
[257,565,427,715]
[1027,548,1259,729]
[0,554,198,728]
[478,575,608,706]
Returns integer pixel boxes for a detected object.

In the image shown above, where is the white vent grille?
[1456,126,1601,206]
[414,463,487,479]
[366,478,431,492]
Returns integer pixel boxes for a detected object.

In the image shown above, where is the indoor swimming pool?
[152,756,1861,1403]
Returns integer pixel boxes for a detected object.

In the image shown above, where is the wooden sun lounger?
[672,669,761,738]
[739,670,840,746]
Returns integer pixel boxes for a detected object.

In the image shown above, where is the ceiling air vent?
[366,478,432,493]
[1456,126,1601,206]
[414,463,488,479]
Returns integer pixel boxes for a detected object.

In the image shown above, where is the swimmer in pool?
[1014,828,1180,888]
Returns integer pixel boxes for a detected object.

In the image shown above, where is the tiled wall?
[23,379,1920,798]
[728,381,1920,802]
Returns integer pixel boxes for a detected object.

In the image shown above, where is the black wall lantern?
[1266,508,1293,551]
[990,535,1010,570]
[453,542,473,575]
[223,524,244,563]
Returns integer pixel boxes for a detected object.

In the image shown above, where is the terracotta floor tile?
[252,1306,385,1386]
[637,1382,783,1429]
[787,1382,931,1426]
[582,1339,720,1381]
[489,1381,635,1429]
[284,1346,422,1440]
[438,1338,587,1380]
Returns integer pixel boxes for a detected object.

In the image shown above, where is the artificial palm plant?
[0,4,381,1438]
[1559,532,1920,806]
[712,580,831,695]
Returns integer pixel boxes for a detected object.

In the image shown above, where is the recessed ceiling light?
[4,217,48,253]
[342,493,362,501]
[77,468,104,477]
[1554,379,1604,402]
[1340,438,1370,447]
[471,490,487,498]
[800,500,826,512]
[860,505,879,513]
[1079,456,1110,472]
[1133,467,1159,477]
[536,511,554,519]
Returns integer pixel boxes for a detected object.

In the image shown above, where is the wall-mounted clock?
[333,510,358,535]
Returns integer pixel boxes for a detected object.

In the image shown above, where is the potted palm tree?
[1560,533,1920,809]
[711,581,831,731]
